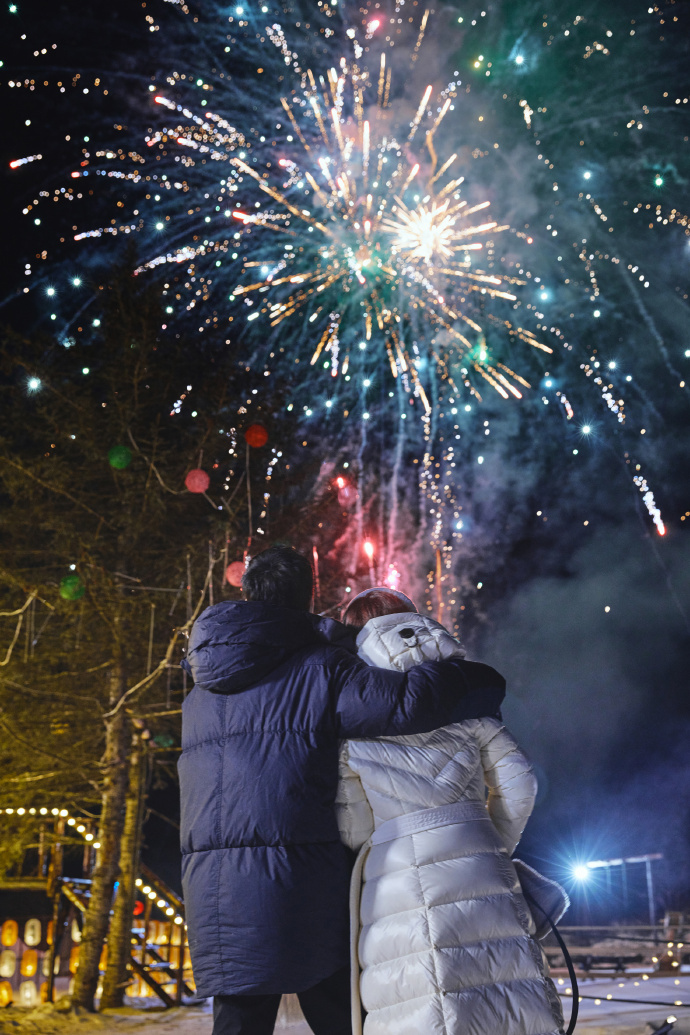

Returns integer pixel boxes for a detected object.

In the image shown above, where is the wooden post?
[142,898,153,966]
[100,736,146,1008]
[70,663,130,1011]
[38,822,46,878]
[47,818,65,899]
[45,886,62,1003]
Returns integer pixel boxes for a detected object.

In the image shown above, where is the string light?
[1,808,184,924]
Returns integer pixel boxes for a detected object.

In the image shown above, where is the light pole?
[573,853,663,926]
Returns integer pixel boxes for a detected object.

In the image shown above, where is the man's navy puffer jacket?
[178,600,505,998]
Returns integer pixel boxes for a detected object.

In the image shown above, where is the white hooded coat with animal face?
[355,611,467,672]
[336,612,564,1035]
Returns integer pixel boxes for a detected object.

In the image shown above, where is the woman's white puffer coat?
[336,613,564,1035]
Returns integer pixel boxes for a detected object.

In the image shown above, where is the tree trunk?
[99,736,146,1008]
[71,665,130,1011]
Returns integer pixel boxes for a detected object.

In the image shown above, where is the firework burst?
[6,0,679,583]
[129,10,553,406]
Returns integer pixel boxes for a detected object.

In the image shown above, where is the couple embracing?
[179,546,564,1035]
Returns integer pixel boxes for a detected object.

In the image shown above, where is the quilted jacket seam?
[353,753,475,793]
[183,726,330,751]
[364,851,512,883]
[350,764,476,815]
[182,838,342,856]
[363,932,545,966]
[361,888,521,928]
[367,973,560,1009]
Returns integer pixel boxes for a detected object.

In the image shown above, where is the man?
[179,545,505,1035]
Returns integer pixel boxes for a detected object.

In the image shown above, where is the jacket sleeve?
[329,651,505,738]
[335,743,375,852]
[475,718,537,855]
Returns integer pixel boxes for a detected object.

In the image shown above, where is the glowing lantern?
[0,981,13,1007]
[1,921,18,948]
[0,951,16,978]
[184,468,210,494]
[225,561,245,588]
[363,541,375,561]
[19,981,38,1007]
[244,424,268,448]
[23,920,41,947]
[20,949,38,977]
[107,445,132,470]
[69,946,80,974]
[153,920,168,946]
[59,575,85,601]
[133,901,145,917]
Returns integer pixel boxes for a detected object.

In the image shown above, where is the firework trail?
[6,0,687,615]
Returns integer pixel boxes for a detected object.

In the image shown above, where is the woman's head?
[341,587,417,632]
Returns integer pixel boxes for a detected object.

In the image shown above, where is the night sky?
[1,0,689,919]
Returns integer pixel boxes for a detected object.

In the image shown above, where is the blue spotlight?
[572,864,591,881]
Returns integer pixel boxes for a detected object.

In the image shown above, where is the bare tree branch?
[0,675,102,705]
[0,593,36,618]
[4,771,59,784]
[0,456,112,527]
[0,715,96,776]
[103,559,215,719]
[0,607,30,667]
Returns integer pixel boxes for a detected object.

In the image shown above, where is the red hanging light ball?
[244,424,268,448]
[185,468,210,494]
[132,901,145,917]
[225,561,246,587]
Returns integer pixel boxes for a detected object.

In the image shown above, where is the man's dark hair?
[242,545,313,611]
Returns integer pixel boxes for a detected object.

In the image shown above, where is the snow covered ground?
[559,973,690,1034]
[1,978,689,1035]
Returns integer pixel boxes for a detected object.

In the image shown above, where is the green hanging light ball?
[153,732,176,749]
[108,445,132,470]
[59,574,86,601]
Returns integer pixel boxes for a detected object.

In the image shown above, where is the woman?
[336,588,564,1035]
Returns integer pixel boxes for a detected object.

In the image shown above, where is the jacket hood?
[356,612,466,673]
[183,599,355,693]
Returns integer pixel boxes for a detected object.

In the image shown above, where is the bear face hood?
[356,612,466,673]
